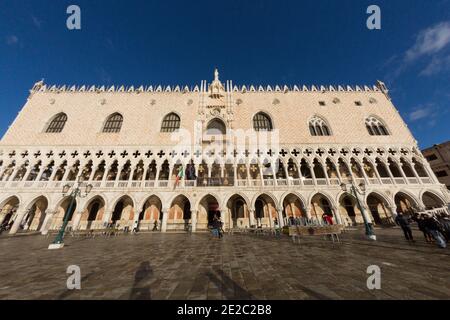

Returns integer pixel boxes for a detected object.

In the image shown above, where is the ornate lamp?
[341,181,376,241]
[48,175,93,250]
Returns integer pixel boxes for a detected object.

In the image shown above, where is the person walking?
[322,213,333,225]
[415,214,433,243]
[132,219,139,234]
[152,220,159,231]
[395,212,414,242]
[211,214,221,239]
[218,217,224,238]
[437,213,450,242]
[423,214,447,248]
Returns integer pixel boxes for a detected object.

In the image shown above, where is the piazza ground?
[0,227,449,300]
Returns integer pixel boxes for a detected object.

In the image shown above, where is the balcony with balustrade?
[0,146,439,194]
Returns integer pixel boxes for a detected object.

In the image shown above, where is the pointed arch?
[362,157,377,178]
[286,157,300,179]
[338,158,352,182]
[80,195,106,229]
[394,191,420,214]
[375,157,390,178]
[196,193,222,210]
[280,192,308,223]
[312,158,326,179]
[400,158,415,177]
[338,192,361,226]
[310,192,336,222]
[197,193,221,228]
[21,196,50,232]
[308,115,332,136]
[103,113,123,133]
[421,190,447,210]
[350,158,364,178]
[0,195,21,228]
[223,192,251,210]
[137,195,163,229]
[365,115,389,136]
[387,157,403,178]
[0,195,21,208]
[161,112,181,132]
[309,191,336,209]
[53,196,78,225]
[366,192,395,225]
[253,112,273,131]
[412,158,429,177]
[110,195,135,223]
[254,193,278,227]
[251,192,278,211]
[299,158,312,179]
[45,112,68,133]
[225,193,250,228]
[206,118,226,135]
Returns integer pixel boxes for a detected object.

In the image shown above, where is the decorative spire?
[214,68,219,81]
[209,68,224,98]
[31,79,45,92]
[376,80,390,100]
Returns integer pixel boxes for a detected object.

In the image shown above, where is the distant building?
[422,141,450,191]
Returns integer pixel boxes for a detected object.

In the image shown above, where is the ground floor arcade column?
[332,206,343,225]
[161,208,168,232]
[191,210,197,232]
[277,207,284,227]
[71,211,83,231]
[249,209,256,227]
[40,210,54,235]
[9,205,25,235]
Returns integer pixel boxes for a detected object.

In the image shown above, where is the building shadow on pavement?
[129,261,153,300]
[206,268,254,300]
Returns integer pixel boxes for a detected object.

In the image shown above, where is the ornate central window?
[253,112,273,131]
[206,118,226,135]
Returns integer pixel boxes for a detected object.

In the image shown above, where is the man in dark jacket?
[423,214,447,248]
[414,214,433,243]
[437,213,450,242]
[395,212,414,242]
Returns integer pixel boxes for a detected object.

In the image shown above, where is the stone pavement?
[0,227,449,300]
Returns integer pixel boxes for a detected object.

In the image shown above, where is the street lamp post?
[48,175,92,249]
[341,181,376,241]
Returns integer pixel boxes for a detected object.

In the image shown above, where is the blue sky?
[0,0,449,148]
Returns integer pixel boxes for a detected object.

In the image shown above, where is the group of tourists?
[0,218,15,234]
[395,211,450,248]
[284,214,334,227]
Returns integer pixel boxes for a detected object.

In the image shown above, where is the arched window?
[309,116,331,136]
[161,113,180,132]
[365,116,389,136]
[206,118,226,135]
[253,112,273,131]
[45,113,67,133]
[103,113,123,133]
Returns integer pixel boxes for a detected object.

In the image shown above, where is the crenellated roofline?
[29,79,390,97]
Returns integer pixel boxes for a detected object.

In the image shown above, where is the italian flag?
[174,165,184,189]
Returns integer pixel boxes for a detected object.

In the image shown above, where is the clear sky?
[0,0,449,148]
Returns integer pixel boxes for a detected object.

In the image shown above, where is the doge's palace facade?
[0,70,449,235]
